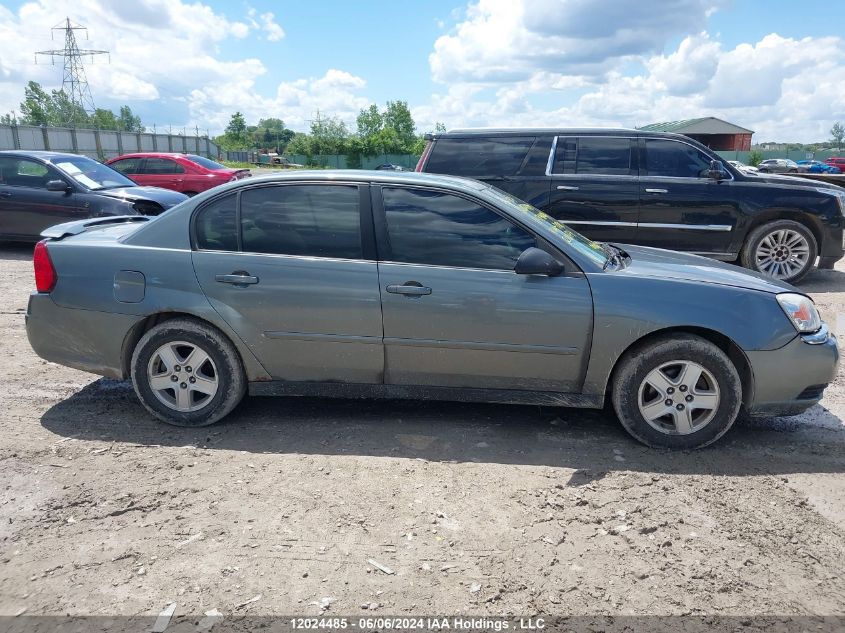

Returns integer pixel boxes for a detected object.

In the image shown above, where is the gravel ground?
[1,242,844,624]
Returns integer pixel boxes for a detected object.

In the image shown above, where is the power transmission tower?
[35,17,110,125]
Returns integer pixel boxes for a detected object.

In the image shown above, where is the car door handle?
[556,185,579,191]
[644,188,668,194]
[215,272,259,285]
[0,191,10,198]
[386,283,432,296]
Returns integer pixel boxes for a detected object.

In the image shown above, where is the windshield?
[482,187,610,268]
[52,156,136,190]
[188,155,227,170]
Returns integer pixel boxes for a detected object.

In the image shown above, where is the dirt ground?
[1,241,845,624]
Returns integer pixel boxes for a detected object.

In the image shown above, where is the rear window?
[425,137,534,178]
[552,137,633,175]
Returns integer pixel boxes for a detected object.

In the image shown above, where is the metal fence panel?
[45,128,74,152]
[0,124,218,160]
[76,130,98,152]
[15,126,46,150]
[139,133,155,151]
[122,134,139,153]
[0,126,15,149]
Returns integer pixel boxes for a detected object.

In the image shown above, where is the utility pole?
[35,18,110,126]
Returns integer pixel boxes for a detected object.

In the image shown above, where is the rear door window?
[240,185,362,259]
[382,187,535,270]
[425,137,535,178]
[143,158,186,174]
[552,137,632,175]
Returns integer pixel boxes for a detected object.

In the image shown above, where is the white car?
[728,160,759,174]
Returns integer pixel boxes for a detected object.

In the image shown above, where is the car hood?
[96,186,189,207]
[744,172,845,192]
[611,244,796,294]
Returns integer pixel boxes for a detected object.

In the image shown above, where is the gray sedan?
[26,171,839,449]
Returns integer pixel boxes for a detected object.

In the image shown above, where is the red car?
[824,157,845,173]
[106,153,250,196]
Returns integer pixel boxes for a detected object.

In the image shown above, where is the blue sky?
[0,1,843,141]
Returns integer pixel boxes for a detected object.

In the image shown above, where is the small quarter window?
[195,194,238,251]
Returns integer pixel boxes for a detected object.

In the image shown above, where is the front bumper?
[26,293,141,379]
[745,323,839,417]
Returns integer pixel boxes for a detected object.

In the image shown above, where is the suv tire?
[741,219,817,284]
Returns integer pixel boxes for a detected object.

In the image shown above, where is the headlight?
[776,293,822,333]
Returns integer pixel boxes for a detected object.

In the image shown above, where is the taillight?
[415,140,433,172]
[33,240,57,292]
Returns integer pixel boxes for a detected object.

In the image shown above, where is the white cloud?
[419,0,845,143]
[0,0,282,130]
[429,0,717,84]
[260,12,285,42]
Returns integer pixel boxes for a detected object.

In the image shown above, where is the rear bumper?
[26,293,141,379]
[745,324,839,417]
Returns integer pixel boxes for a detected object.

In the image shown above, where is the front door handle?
[644,188,668,194]
[0,191,10,198]
[215,272,259,286]
[386,282,432,297]
[556,185,579,191]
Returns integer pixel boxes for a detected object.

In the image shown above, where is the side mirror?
[514,247,564,276]
[708,160,726,181]
[46,179,70,193]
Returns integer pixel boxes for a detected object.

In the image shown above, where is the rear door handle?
[644,188,668,194]
[215,272,259,285]
[386,283,432,297]
[556,185,579,191]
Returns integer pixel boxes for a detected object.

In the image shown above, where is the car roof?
[205,170,490,192]
[109,152,195,159]
[433,127,684,139]
[0,150,98,161]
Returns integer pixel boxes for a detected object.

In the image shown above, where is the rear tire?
[740,219,817,284]
[611,334,742,449]
[131,318,246,427]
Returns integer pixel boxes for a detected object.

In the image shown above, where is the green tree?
[382,100,416,151]
[356,105,383,140]
[225,111,248,139]
[434,122,447,134]
[748,150,763,167]
[831,122,844,152]
[20,81,54,125]
[90,108,118,129]
[49,89,89,127]
[310,114,349,156]
[0,113,14,125]
[118,105,144,132]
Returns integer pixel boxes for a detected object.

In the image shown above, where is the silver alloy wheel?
[637,361,720,435]
[754,228,811,279]
[147,341,219,412]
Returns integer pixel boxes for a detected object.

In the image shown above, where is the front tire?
[131,318,246,427]
[740,219,817,284]
[611,334,742,449]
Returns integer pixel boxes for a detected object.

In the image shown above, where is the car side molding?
[248,380,605,409]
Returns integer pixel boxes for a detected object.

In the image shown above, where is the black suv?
[417,129,845,283]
